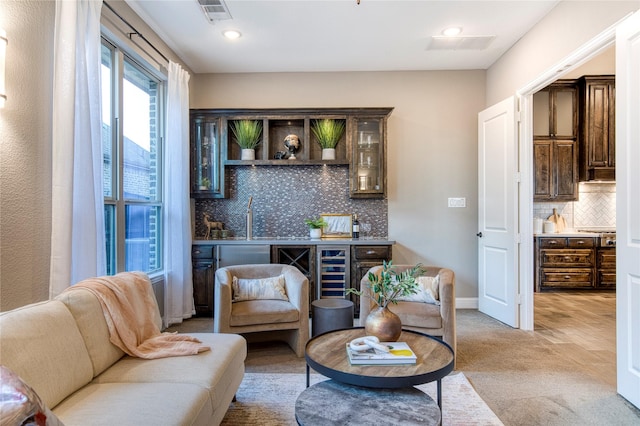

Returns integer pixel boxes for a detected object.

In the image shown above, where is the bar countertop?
[193,237,395,245]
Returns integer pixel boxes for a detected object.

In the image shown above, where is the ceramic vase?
[364,306,402,342]
[309,228,322,239]
[241,149,255,160]
[322,148,336,160]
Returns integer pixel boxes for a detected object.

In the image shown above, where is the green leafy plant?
[231,120,262,149]
[199,177,211,189]
[304,217,327,229]
[347,260,423,308]
[311,119,346,149]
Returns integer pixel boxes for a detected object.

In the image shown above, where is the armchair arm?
[282,266,309,319]
[213,268,234,333]
[359,265,384,322]
[435,267,456,354]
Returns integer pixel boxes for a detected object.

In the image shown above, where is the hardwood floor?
[534,290,617,387]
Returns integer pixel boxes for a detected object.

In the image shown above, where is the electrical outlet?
[448,197,466,208]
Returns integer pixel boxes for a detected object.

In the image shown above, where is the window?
[101,39,164,275]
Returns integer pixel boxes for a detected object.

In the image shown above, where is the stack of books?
[346,341,417,365]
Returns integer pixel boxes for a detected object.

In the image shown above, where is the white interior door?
[478,97,519,327]
[615,10,640,409]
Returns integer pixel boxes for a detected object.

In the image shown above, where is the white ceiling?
[124,0,560,74]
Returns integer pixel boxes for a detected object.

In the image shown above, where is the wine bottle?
[352,214,360,239]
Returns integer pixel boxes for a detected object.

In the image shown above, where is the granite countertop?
[193,237,395,245]
[534,231,600,237]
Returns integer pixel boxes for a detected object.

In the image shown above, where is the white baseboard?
[456,297,478,309]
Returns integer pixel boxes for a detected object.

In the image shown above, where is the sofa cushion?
[56,288,125,377]
[53,382,212,426]
[0,300,94,409]
[230,300,300,326]
[92,333,246,417]
[389,301,443,329]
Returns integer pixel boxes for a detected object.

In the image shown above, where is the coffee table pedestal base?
[295,380,440,426]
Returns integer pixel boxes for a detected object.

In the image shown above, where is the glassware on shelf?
[360,223,372,238]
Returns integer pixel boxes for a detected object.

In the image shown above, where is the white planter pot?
[309,228,322,239]
[241,149,255,160]
[322,148,336,160]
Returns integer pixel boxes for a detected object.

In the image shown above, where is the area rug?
[221,372,503,425]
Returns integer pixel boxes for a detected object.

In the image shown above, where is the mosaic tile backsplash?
[533,182,616,229]
[195,165,387,239]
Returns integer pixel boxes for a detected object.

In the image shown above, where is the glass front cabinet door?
[350,116,386,198]
[190,115,225,198]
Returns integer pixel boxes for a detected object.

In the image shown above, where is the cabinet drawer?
[597,248,616,269]
[598,271,616,288]
[192,245,216,259]
[540,249,594,267]
[541,268,593,288]
[567,237,595,248]
[539,238,567,248]
[352,245,391,260]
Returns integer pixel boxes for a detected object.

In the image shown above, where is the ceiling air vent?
[428,36,496,51]
[197,0,232,23]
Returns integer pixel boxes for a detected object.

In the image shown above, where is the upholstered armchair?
[359,265,456,361]
[214,264,309,357]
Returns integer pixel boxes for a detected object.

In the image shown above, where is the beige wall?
[486,1,638,105]
[192,71,486,298]
[0,1,188,311]
[0,1,54,310]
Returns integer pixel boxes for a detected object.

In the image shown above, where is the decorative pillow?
[397,275,440,305]
[232,275,289,302]
[0,365,65,426]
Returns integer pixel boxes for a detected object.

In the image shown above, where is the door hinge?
[516,294,522,305]
[515,109,522,123]
[515,233,521,244]
[515,172,521,182]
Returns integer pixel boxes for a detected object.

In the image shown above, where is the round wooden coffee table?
[296,327,454,425]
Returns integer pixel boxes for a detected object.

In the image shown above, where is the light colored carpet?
[221,372,503,425]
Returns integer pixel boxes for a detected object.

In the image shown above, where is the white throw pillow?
[397,275,440,305]
[232,275,289,302]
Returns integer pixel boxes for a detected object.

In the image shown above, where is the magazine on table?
[346,341,417,365]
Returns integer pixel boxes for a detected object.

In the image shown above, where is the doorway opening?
[517,25,617,332]
[530,45,617,348]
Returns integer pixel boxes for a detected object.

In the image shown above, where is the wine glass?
[361,223,372,238]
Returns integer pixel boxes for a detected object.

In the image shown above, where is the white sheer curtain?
[164,61,193,327]
[50,0,105,298]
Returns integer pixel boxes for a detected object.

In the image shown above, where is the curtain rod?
[103,1,170,64]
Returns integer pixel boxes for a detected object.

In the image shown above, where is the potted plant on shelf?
[311,119,345,160]
[304,217,327,239]
[199,177,211,191]
[347,261,423,341]
[231,120,262,160]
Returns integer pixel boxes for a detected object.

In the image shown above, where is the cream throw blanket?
[66,272,210,359]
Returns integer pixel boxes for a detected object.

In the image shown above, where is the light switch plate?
[448,197,466,208]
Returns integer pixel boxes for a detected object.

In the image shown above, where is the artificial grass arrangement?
[311,119,345,149]
[231,120,263,149]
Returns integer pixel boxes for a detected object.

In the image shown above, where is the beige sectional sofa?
[0,276,246,426]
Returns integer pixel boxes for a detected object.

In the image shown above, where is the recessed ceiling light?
[223,30,241,40]
[442,27,462,37]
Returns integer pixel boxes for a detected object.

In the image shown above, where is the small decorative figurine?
[203,213,223,240]
[283,134,301,160]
